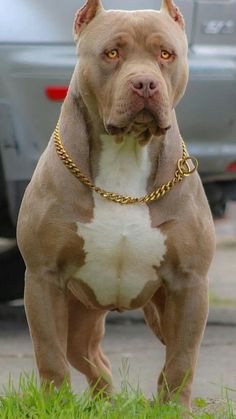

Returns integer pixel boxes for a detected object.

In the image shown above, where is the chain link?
[53,121,198,205]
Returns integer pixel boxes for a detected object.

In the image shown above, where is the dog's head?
[73,0,188,144]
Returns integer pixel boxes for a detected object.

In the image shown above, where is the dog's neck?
[59,91,183,191]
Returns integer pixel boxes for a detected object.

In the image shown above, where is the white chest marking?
[75,136,166,308]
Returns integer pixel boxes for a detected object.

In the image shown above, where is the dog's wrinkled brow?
[102,32,133,50]
[147,33,176,51]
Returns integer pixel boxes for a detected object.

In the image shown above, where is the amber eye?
[161,50,172,60]
[106,49,119,59]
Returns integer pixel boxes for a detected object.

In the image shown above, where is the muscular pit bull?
[17,0,215,408]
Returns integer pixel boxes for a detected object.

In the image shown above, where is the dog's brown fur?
[17,0,215,408]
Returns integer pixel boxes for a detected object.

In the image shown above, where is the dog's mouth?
[134,109,155,124]
[105,110,170,145]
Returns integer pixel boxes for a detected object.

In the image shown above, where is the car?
[0,0,236,301]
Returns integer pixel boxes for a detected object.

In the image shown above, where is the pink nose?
[131,76,159,98]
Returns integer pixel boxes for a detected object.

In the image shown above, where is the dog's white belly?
[75,136,166,308]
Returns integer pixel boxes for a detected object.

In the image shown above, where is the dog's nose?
[131,76,159,98]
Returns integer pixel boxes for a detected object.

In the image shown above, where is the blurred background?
[0,0,236,403]
[0,0,236,301]
[0,0,235,305]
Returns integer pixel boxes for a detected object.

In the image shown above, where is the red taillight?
[226,162,236,172]
[45,86,68,101]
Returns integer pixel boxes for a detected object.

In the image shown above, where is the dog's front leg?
[24,271,70,388]
[67,291,112,395]
[157,276,209,408]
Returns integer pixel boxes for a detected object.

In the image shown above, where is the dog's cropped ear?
[74,0,104,41]
[161,0,185,30]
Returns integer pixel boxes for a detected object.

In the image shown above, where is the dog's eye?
[106,49,119,60]
[161,50,172,60]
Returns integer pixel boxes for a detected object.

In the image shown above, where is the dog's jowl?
[17,0,215,408]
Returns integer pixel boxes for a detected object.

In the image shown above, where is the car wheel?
[210,199,227,219]
[203,182,226,218]
[0,241,25,302]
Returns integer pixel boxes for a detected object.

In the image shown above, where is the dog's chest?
[75,137,166,308]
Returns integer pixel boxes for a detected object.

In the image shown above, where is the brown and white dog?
[17,0,215,408]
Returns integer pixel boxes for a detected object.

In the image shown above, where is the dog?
[17,0,215,408]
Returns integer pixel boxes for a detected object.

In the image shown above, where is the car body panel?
[0,1,194,42]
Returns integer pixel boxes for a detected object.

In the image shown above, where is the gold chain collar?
[53,121,198,205]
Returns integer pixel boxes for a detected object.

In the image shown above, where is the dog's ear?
[74,0,104,41]
[161,0,185,30]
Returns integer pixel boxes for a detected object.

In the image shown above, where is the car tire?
[0,154,16,238]
[0,244,25,302]
[203,182,226,218]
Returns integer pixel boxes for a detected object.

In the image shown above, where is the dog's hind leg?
[24,271,70,388]
[143,285,167,345]
[67,290,112,394]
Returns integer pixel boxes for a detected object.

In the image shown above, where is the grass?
[0,374,235,419]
